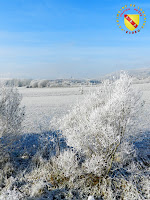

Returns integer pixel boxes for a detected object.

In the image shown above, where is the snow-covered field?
[19,87,93,133]
[19,84,150,133]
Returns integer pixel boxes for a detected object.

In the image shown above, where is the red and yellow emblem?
[124,14,139,31]
[116,4,146,34]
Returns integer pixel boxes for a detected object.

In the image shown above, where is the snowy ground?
[19,87,94,133]
[19,84,150,134]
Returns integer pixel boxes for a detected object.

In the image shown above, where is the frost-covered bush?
[0,84,25,196]
[5,79,32,87]
[59,72,143,177]
[0,85,25,138]
[38,80,49,88]
[30,80,39,88]
[30,80,50,88]
[83,154,107,177]
[53,150,79,178]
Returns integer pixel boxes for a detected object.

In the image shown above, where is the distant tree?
[5,79,32,87]
[46,81,51,87]
[30,80,39,88]
[38,80,49,88]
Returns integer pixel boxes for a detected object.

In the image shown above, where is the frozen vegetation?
[0,72,149,200]
[4,68,150,89]
[5,78,101,88]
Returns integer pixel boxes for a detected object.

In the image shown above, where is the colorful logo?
[117,4,146,34]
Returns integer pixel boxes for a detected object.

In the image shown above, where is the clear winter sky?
[0,0,150,79]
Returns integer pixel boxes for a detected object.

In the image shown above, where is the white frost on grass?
[88,196,95,200]
[0,188,24,200]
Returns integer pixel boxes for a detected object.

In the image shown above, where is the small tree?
[59,72,143,177]
[0,84,25,138]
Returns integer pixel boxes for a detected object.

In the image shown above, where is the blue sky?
[0,0,150,79]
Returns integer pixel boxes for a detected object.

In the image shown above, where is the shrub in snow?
[83,154,107,177]
[53,150,78,178]
[38,80,49,88]
[46,72,150,199]
[30,80,50,88]
[59,72,143,177]
[5,79,32,87]
[30,80,39,88]
[0,85,25,138]
[0,84,25,196]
